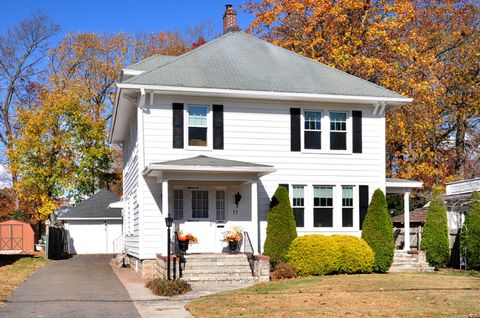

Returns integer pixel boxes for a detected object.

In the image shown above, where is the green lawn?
[0,255,50,306]
[186,270,480,317]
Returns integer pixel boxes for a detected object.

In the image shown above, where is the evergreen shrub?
[421,190,450,269]
[332,235,374,274]
[361,188,394,273]
[461,191,480,269]
[263,185,297,269]
[287,235,340,276]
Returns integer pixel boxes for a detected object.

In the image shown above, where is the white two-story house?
[108,5,420,273]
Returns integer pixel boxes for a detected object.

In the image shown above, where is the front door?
[175,188,227,253]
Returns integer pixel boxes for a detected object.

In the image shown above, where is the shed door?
[0,224,23,250]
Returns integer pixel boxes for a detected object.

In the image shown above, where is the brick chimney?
[223,4,239,33]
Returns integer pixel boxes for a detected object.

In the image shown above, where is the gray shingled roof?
[392,207,428,224]
[58,189,121,219]
[387,178,420,183]
[126,55,177,71]
[152,155,272,168]
[124,31,405,99]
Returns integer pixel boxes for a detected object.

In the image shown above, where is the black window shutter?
[172,103,184,149]
[352,111,362,153]
[359,185,369,230]
[290,108,301,152]
[213,104,224,149]
[279,184,289,194]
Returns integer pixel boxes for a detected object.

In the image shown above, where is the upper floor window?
[330,112,347,150]
[188,105,208,146]
[304,111,322,150]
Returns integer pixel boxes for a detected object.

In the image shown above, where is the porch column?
[162,179,169,217]
[403,191,410,251]
[251,180,259,254]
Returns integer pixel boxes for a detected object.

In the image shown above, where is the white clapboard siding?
[122,112,140,258]
[129,94,386,259]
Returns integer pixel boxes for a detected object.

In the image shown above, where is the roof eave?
[108,87,122,144]
[143,164,276,177]
[58,217,122,221]
[116,83,412,105]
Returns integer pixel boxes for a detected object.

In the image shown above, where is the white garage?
[58,189,123,254]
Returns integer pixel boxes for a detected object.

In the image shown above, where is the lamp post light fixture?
[165,216,173,280]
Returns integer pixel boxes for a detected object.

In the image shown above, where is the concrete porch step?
[182,268,252,275]
[183,275,259,284]
[389,250,434,273]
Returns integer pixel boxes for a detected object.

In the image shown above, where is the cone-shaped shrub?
[461,191,480,269]
[420,190,450,269]
[361,188,394,273]
[264,186,297,268]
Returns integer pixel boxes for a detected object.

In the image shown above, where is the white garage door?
[66,220,122,254]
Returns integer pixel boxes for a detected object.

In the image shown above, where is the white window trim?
[300,108,352,154]
[312,185,336,229]
[328,110,351,152]
[341,185,355,229]
[184,104,213,151]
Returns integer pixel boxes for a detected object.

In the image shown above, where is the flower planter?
[228,240,238,254]
[178,239,189,252]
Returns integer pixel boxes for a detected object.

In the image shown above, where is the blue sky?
[1,0,255,39]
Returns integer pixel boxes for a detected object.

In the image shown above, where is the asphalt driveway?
[0,254,140,318]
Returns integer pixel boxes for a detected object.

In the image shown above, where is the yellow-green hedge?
[286,235,340,276]
[286,234,374,276]
[331,235,374,274]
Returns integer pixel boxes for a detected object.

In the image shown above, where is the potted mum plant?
[177,232,198,252]
[222,226,243,253]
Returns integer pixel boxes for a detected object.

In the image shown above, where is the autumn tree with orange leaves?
[9,30,191,220]
[245,0,480,192]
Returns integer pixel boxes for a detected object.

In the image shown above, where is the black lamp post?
[165,216,173,280]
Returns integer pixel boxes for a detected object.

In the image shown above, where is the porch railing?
[112,234,125,254]
[243,231,255,274]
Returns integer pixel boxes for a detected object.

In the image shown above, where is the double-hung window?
[330,112,347,150]
[304,111,322,149]
[313,186,333,227]
[342,186,354,227]
[192,190,209,218]
[173,189,183,220]
[292,185,305,227]
[188,105,208,146]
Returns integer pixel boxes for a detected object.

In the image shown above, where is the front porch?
[143,155,275,255]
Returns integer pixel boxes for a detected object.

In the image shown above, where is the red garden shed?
[0,220,35,253]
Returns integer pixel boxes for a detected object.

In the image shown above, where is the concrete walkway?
[0,255,140,318]
[111,262,251,318]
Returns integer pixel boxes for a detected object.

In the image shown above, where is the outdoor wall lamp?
[234,192,242,207]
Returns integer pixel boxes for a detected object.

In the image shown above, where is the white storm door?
[181,189,215,253]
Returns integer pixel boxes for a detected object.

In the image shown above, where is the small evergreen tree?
[361,188,394,273]
[264,185,297,268]
[421,190,450,269]
[461,191,480,269]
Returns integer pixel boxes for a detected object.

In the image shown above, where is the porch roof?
[386,178,423,194]
[142,155,276,178]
